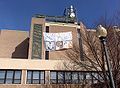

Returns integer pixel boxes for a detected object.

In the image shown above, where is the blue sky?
[0,0,119,31]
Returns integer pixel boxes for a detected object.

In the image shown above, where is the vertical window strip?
[45,26,49,60]
[32,24,43,59]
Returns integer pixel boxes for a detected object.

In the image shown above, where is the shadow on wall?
[12,38,29,59]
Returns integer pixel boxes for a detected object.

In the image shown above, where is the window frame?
[50,71,104,84]
[0,70,22,84]
[27,70,45,84]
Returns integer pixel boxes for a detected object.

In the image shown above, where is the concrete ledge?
[0,84,89,88]
[0,59,65,70]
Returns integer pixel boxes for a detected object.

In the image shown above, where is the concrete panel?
[0,30,29,58]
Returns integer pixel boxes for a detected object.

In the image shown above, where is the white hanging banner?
[43,32,73,51]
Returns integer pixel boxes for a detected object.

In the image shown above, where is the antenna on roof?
[63,5,77,23]
[64,5,76,18]
[69,5,76,18]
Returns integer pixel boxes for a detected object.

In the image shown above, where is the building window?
[0,70,21,84]
[0,71,5,84]
[27,70,45,84]
[91,72,99,83]
[58,72,65,84]
[45,51,49,60]
[65,72,72,84]
[72,72,79,84]
[14,71,21,84]
[85,73,92,84]
[50,72,57,84]
[78,72,84,83]
[50,71,104,84]
[6,71,13,84]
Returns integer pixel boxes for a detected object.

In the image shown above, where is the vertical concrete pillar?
[45,71,50,84]
[28,17,46,60]
[21,69,27,84]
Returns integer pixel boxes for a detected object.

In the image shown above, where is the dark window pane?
[0,79,4,84]
[27,71,32,79]
[6,71,13,84]
[58,72,64,79]
[6,79,13,84]
[14,79,21,84]
[86,73,92,84]
[40,71,44,83]
[91,73,98,83]
[45,51,49,60]
[0,71,5,79]
[6,71,13,79]
[58,72,64,84]
[72,72,78,83]
[33,71,39,79]
[79,72,84,83]
[33,79,39,84]
[40,79,45,84]
[86,73,91,80]
[27,79,31,84]
[14,71,21,84]
[14,71,21,79]
[50,72,57,84]
[98,73,104,82]
[92,73,98,79]
[51,72,56,79]
[50,79,56,84]
[58,79,64,84]
[27,71,32,83]
[65,72,71,84]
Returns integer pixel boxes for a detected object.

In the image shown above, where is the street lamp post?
[96,25,115,88]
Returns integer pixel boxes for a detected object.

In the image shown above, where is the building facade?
[0,15,105,88]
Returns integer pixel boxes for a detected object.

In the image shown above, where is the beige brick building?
[0,15,105,88]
